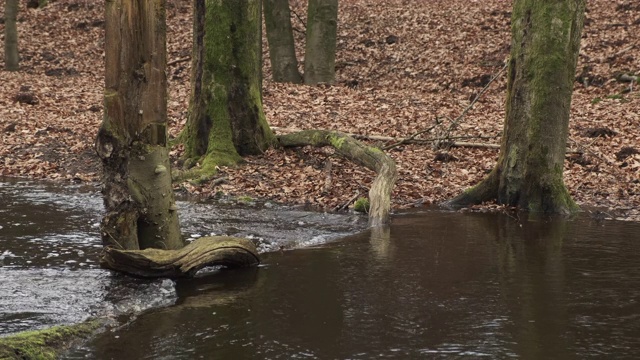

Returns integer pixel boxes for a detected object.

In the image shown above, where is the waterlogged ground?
[2,179,640,359]
[67,211,640,359]
[0,179,367,335]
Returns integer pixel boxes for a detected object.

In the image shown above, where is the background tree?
[96,0,183,250]
[303,0,338,85]
[264,0,302,83]
[446,0,585,214]
[180,0,274,176]
[4,0,19,71]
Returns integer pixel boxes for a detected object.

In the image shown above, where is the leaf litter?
[0,0,638,221]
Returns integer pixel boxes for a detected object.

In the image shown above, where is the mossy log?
[100,237,260,278]
[278,130,397,227]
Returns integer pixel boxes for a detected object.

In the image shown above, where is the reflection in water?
[67,212,640,359]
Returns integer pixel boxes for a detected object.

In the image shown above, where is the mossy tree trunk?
[264,0,302,83]
[303,0,338,85]
[4,0,19,71]
[96,0,183,251]
[181,0,274,175]
[445,0,584,215]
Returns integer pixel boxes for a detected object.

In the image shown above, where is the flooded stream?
[0,179,365,335]
[2,179,640,359]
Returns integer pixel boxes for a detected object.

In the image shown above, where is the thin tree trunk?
[182,0,274,174]
[96,0,183,250]
[4,0,19,71]
[446,0,584,214]
[303,0,338,85]
[264,0,302,83]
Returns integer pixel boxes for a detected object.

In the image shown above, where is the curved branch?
[278,130,397,227]
[100,236,260,278]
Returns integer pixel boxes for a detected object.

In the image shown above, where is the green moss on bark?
[180,0,274,179]
[446,0,584,215]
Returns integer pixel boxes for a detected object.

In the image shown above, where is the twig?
[444,62,508,135]
[381,61,508,151]
[334,191,360,212]
[614,45,634,57]
[450,142,500,149]
[168,56,190,66]
[381,120,440,150]
[290,6,306,29]
[104,230,124,250]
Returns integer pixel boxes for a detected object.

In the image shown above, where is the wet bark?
[4,0,19,71]
[181,0,274,175]
[446,0,584,214]
[264,0,302,83]
[101,236,260,278]
[96,0,183,250]
[303,0,338,85]
[279,130,397,226]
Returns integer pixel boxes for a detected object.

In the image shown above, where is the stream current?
[1,178,639,359]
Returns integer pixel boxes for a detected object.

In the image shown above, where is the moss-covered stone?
[0,320,103,360]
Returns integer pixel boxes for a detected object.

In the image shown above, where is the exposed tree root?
[442,169,499,208]
[278,130,397,227]
[100,236,260,278]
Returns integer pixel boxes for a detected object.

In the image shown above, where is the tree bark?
[446,0,584,214]
[3,0,19,71]
[279,130,397,226]
[181,0,274,174]
[101,236,260,278]
[303,0,338,85]
[96,0,183,250]
[264,0,302,83]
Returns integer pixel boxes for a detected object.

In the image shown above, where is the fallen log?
[278,130,397,227]
[100,236,260,278]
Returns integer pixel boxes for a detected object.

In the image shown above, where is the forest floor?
[1,0,639,221]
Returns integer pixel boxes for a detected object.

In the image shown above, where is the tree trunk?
[264,0,302,83]
[303,0,338,85]
[181,0,274,174]
[3,0,19,71]
[279,130,397,226]
[446,0,584,214]
[96,0,183,251]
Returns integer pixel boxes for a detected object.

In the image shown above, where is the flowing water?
[0,179,365,335]
[1,179,639,359]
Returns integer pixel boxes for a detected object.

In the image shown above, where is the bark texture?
[4,0,19,71]
[446,0,584,214]
[182,0,274,174]
[279,130,397,226]
[264,0,302,83]
[303,0,338,85]
[96,0,183,251]
[101,236,260,278]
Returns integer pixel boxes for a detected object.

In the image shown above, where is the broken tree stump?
[100,236,260,278]
[278,130,397,227]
